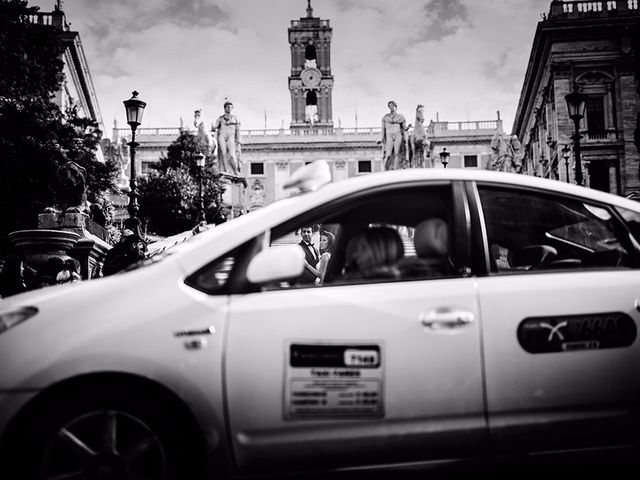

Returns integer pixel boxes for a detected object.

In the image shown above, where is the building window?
[250,162,264,175]
[586,96,606,135]
[141,162,152,175]
[358,160,372,173]
[464,155,478,168]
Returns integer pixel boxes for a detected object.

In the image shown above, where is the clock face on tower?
[300,67,321,87]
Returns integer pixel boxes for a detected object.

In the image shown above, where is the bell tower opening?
[304,44,317,68]
[305,90,318,125]
[288,1,334,130]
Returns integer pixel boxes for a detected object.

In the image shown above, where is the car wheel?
[40,408,166,479]
[7,387,201,480]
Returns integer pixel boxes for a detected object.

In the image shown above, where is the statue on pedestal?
[379,100,407,170]
[213,100,242,176]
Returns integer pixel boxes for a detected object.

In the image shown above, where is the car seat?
[400,218,453,277]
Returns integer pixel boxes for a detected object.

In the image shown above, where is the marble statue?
[409,104,430,168]
[193,109,213,157]
[379,100,407,170]
[490,131,523,173]
[213,100,242,176]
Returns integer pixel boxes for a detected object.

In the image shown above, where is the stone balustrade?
[27,11,69,30]
[549,0,638,19]
[116,121,499,144]
[428,120,500,137]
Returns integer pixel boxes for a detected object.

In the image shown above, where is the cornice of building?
[29,9,103,131]
[513,0,640,137]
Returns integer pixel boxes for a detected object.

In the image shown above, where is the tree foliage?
[139,131,225,236]
[154,131,202,176]
[0,0,118,254]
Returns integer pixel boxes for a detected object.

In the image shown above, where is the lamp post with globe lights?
[564,85,587,186]
[195,152,206,224]
[122,91,147,237]
[439,148,450,168]
[561,144,571,183]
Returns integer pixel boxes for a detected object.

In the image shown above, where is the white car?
[1,163,640,479]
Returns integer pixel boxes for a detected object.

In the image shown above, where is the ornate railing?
[290,19,330,27]
[583,130,618,141]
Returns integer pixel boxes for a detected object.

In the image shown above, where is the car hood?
[0,255,204,390]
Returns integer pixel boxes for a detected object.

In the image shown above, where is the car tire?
[5,384,203,480]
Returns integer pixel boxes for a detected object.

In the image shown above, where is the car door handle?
[420,308,474,330]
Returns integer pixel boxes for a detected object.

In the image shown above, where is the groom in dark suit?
[298,225,320,284]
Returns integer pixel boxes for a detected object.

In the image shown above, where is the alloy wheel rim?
[40,409,167,480]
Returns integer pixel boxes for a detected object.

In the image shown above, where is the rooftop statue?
[193,109,213,157]
[409,104,430,168]
[490,131,523,173]
[379,100,407,170]
[212,100,242,176]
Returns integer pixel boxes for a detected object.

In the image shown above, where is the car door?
[224,182,488,474]
[472,182,640,455]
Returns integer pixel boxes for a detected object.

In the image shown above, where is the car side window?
[185,235,263,294]
[185,255,235,293]
[478,185,637,274]
[266,184,462,289]
[616,206,640,247]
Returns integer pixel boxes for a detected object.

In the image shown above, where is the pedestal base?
[220,174,248,219]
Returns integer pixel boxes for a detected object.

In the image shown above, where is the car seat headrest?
[414,218,448,257]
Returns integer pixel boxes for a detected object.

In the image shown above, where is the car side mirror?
[246,245,305,284]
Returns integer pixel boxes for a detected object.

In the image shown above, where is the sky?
[31,0,548,134]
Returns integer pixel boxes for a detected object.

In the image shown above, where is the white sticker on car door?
[285,343,384,418]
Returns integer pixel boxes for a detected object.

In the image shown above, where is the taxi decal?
[518,312,636,353]
[285,343,383,419]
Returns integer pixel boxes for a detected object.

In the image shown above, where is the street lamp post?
[564,85,587,186]
[439,147,450,168]
[561,144,571,183]
[122,91,147,237]
[195,152,206,224]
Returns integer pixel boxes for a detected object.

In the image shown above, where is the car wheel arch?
[1,371,213,478]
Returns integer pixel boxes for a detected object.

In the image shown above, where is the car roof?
[172,169,640,273]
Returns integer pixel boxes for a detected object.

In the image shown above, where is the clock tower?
[288,0,334,130]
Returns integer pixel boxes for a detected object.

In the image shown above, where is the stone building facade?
[108,2,503,215]
[512,0,640,194]
[111,118,501,213]
[29,5,103,133]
